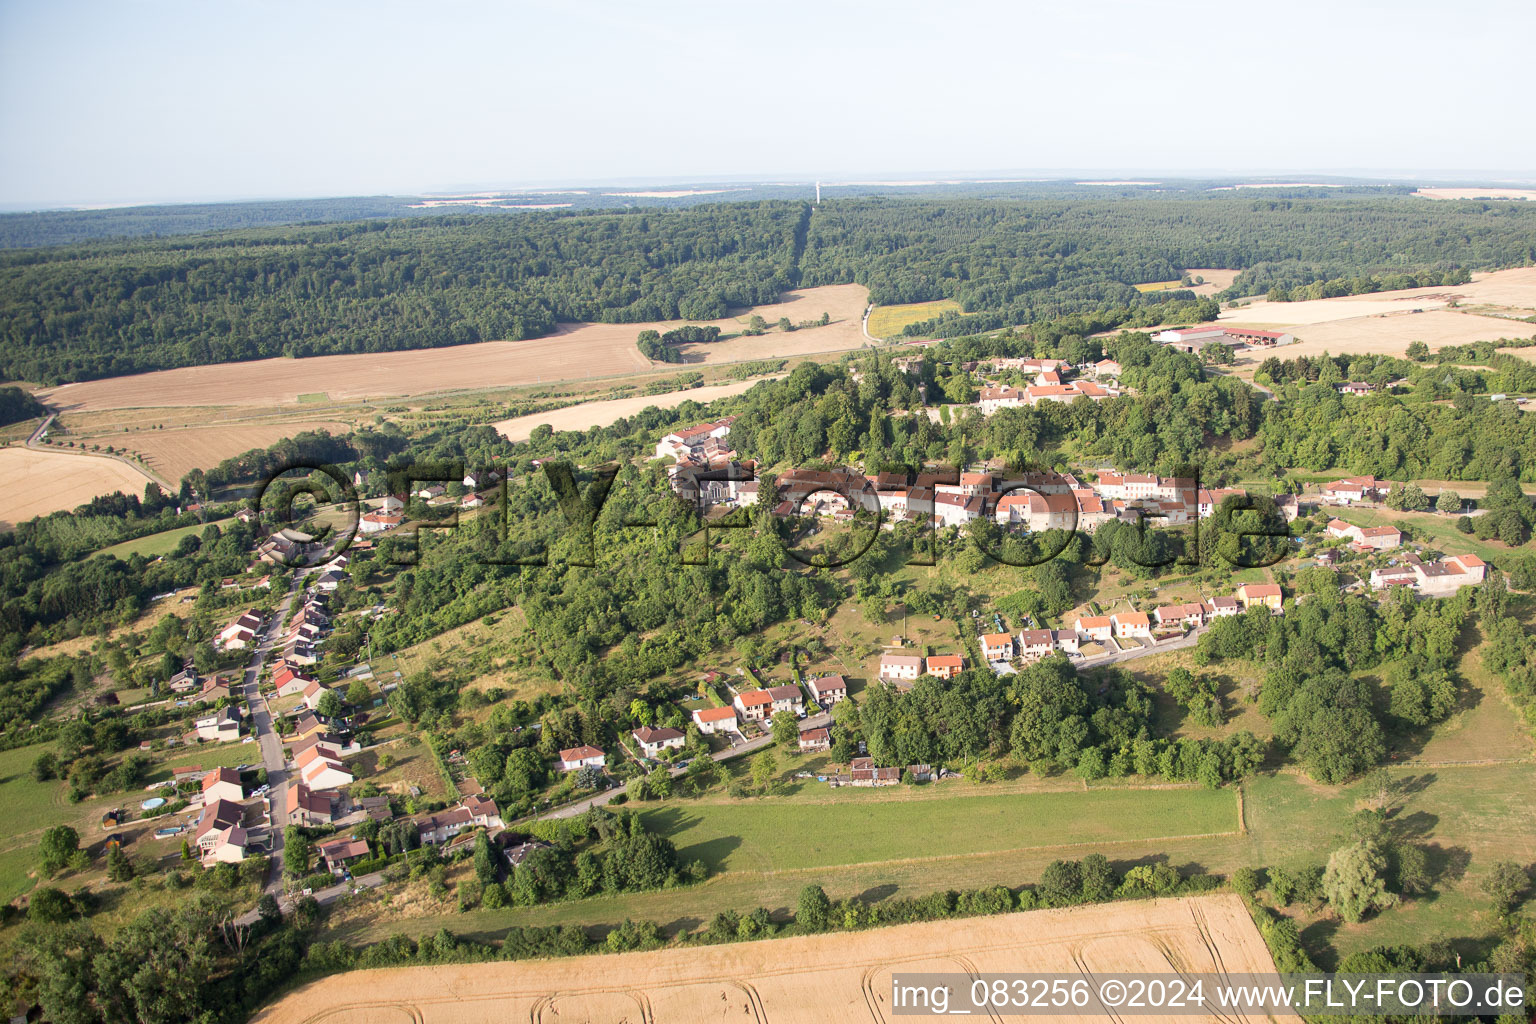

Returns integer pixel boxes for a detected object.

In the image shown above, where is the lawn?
[0,742,147,901]
[640,785,1238,874]
[866,299,963,340]
[95,517,234,561]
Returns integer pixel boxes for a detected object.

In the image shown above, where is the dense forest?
[0,179,1418,250]
[0,386,44,427]
[5,194,1536,383]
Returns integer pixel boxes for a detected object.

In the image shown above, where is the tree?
[1079,854,1116,901]
[1391,845,1431,896]
[771,710,799,750]
[1231,866,1261,898]
[1435,490,1461,514]
[92,905,216,1024]
[316,689,344,719]
[473,830,498,884]
[1406,341,1429,361]
[257,892,282,925]
[796,884,832,931]
[28,886,75,923]
[1389,483,1431,512]
[32,751,58,781]
[1481,861,1530,914]
[105,843,134,882]
[749,750,777,793]
[345,678,372,706]
[292,895,322,929]
[1038,859,1082,906]
[40,825,81,876]
[1322,842,1398,923]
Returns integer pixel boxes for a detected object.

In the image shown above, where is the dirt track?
[251,894,1293,1024]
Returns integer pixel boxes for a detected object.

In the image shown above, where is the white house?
[1017,629,1055,659]
[1075,616,1113,643]
[979,632,1015,662]
[1321,476,1388,505]
[1111,612,1152,639]
[878,654,924,683]
[765,684,804,715]
[734,690,774,721]
[692,705,739,734]
[302,680,331,711]
[1153,603,1207,629]
[632,726,685,757]
[358,511,403,534]
[200,767,244,804]
[1204,596,1242,618]
[558,745,605,772]
[808,675,848,704]
[193,706,241,742]
[296,743,352,789]
[415,806,473,846]
[655,418,735,461]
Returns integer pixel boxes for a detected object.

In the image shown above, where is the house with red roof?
[558,745,605,772]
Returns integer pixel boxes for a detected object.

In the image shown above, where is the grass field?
[866,299,963,339]
[642,786,1238,874]
[94,517,234,561]
[1134,280,1183,292]
[0,445,154,529]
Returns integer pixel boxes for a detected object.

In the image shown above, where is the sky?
[2,0,1534,208]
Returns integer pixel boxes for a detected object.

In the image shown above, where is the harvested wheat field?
[113,419,353,481]
[1230,310,1532,371]
[252,895,1292,1024]
[493,378,776,442]
[1214,268,1536,377]
[1414,187,1536,201]
[0,446,153,529]
[37,286,870,413]
[1185,268,1239,297]
[1221,266,1536,326]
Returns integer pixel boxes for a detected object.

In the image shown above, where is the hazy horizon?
[3,0,1534,208]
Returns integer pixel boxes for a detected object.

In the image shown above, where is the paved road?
[1076,627,1202,669]
[234,869,385,927]
[239,569,307,893]
[536,710,832,822]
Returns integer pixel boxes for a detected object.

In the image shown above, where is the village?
[99,372,1503,901]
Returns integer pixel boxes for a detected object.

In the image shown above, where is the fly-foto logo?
[251,459,1293,572]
